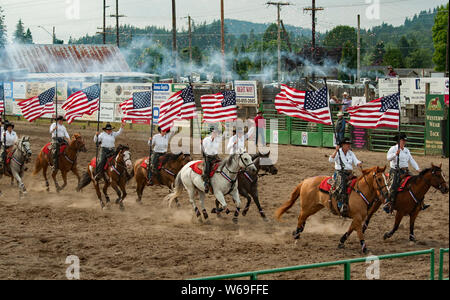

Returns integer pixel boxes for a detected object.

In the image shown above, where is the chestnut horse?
[275,166,389,253]
[33,133,87,192]
[381,164,448,243]
[133,153,192,204]
[76,145,133,211]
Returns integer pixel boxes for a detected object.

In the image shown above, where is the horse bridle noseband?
[225,153,255,175]
[358,170,389,206]
[426,168,447,191]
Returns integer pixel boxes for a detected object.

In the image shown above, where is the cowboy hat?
[395,133,408,141]
[4,120,14,130]
[343,92,348,96]
[56,116,65,121]
[339,137,352,146]
[102,123,115,131]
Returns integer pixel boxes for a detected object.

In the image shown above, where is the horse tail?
[274,182,303,221]
[76,171,92,192]
[32,153,43,176]
[165,172,183,208]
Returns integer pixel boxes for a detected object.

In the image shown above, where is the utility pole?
[446,8,449,77]
[109,0,125,47]
[188,15,192,66]
[52,26,55,44]
[357,14,361,82]
[103,0,106,44]
[221,0,225,83]
[304,0,324,65]
[267,2,291,84]
[172,0,178,82]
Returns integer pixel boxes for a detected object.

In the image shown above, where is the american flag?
[0,82,4,114]
[158,85,196,131]
[120,91,153,121]
[347,93,400,129]
[201,90,237,123]
[275,85,332,125]
[62,84,100,124]
[18,87,56,122]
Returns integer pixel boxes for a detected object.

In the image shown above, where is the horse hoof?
[136,199,143,205]
[338,243,345,249]
[242,209,248,216]
[115,198,121,205]
[409,235,417,243]
[383,233,391,240]
[292,231,301,240]
[262,217,269,223]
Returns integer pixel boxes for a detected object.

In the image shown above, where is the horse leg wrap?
[234,207,240,218]
[340,232,349,244]
[195,207,201,218]
[225,208,231,215]
[292,225,304,240]
[360,240,367,253]
[259,210,266,218]
[202,209,208,220]
[409,234,416,242]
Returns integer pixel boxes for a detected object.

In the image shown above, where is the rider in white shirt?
[147,126,177,185]
[202,125,222,192]
[384,133,425,213]
[227,127,255,154]
[93,123,124,180]
[329,137,363,216]
[0,121,18,170]
[50,116,70,171]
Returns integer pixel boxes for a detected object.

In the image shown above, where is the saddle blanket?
[398,176,413,192]
[89,157,114,171]
[319,177,357,195]
[140,157,163,170]
[42,142,67,155]
[190,161,220,177]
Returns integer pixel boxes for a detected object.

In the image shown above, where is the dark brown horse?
[77,145,133,210]
[33,133,87,192]
[133,153,192,204]
[380,164,449,242]
[213,152,278,221]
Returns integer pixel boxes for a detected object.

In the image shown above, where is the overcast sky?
[1,0,448,44]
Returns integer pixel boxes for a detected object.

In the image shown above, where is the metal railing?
[439,248,449,280]
[191,249,436,280]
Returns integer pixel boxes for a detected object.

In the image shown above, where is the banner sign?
[234,81,258,106]
[425,94,445,155]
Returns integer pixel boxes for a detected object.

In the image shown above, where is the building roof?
[20,72,159,81]
[1,44,131,73]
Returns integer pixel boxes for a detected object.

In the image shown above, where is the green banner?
[425,94,445,155]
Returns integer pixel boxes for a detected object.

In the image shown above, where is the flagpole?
[326,78,346,171]
[96,74,103,165]
[148,83,155,180]
[397,79,402,170]
[2,82,6,174]
[55,82,58,139]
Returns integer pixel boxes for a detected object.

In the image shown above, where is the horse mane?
[165,152,183,162]
[115,144,129,156]
[409,166,440,185]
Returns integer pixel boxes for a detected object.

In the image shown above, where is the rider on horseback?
[227,127,254,154]
[383,133,425,214]
[329,137,362,216]
[147,126,177,186]
[0,121,18,172]
[94,123,124,181]
[202,125,221,193]
[50,116,70,171]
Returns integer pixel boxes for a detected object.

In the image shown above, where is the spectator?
[342,93,353,111]
[254,111,266,146]
[387,66,398,78]
[330,96,341,112]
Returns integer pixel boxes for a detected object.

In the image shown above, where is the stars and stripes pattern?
[0,82,4,114]
[158,86,196,131]
[18,87,56,122]
[201,90,237,123]
[62,84,100,124]
[347,92,400,129]
[119,91,153,121]
[275,85,332,125]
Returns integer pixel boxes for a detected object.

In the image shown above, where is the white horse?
[166,149,257,224]
[0,136,32,198]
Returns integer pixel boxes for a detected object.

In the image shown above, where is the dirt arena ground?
[0,121,448,280]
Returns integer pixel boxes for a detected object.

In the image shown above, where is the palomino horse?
[381,164,448,243]
[213,152,278,221]
[77,145,133,210]
[33,133,87,192]
[166,149,257,224]
[0,136,32,198]
[133,153,192,204]
[275,166,389,253]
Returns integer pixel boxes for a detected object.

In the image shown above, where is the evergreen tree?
[14,19,26,44]
[24,28,33,44]
[432,4,448,71]
[398,36,410,57]
[371,41,385,65]
[383,46,405,68]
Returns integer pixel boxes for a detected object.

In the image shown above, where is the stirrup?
[383,203,392,214]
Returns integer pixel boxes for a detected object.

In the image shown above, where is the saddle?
[90,157,115,171]
[190,161,221,177]
[43,142,68,165]
[398,176,413,192]
[319,176,357,195]
[5,149,15,165]
[141,155,167,170]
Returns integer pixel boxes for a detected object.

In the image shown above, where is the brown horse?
[33,133,87,192]
[275,166,389,253]
[381,164,449,242]
[76,145,133,210]
[133,153,192,204]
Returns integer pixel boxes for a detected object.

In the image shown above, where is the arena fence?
[439,248,449,280]
[191,249,437,280]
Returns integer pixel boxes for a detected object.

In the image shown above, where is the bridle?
[225,153,256,174]
[112,150,131,176]
[425,168,448,191]
[358,169,389,206]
